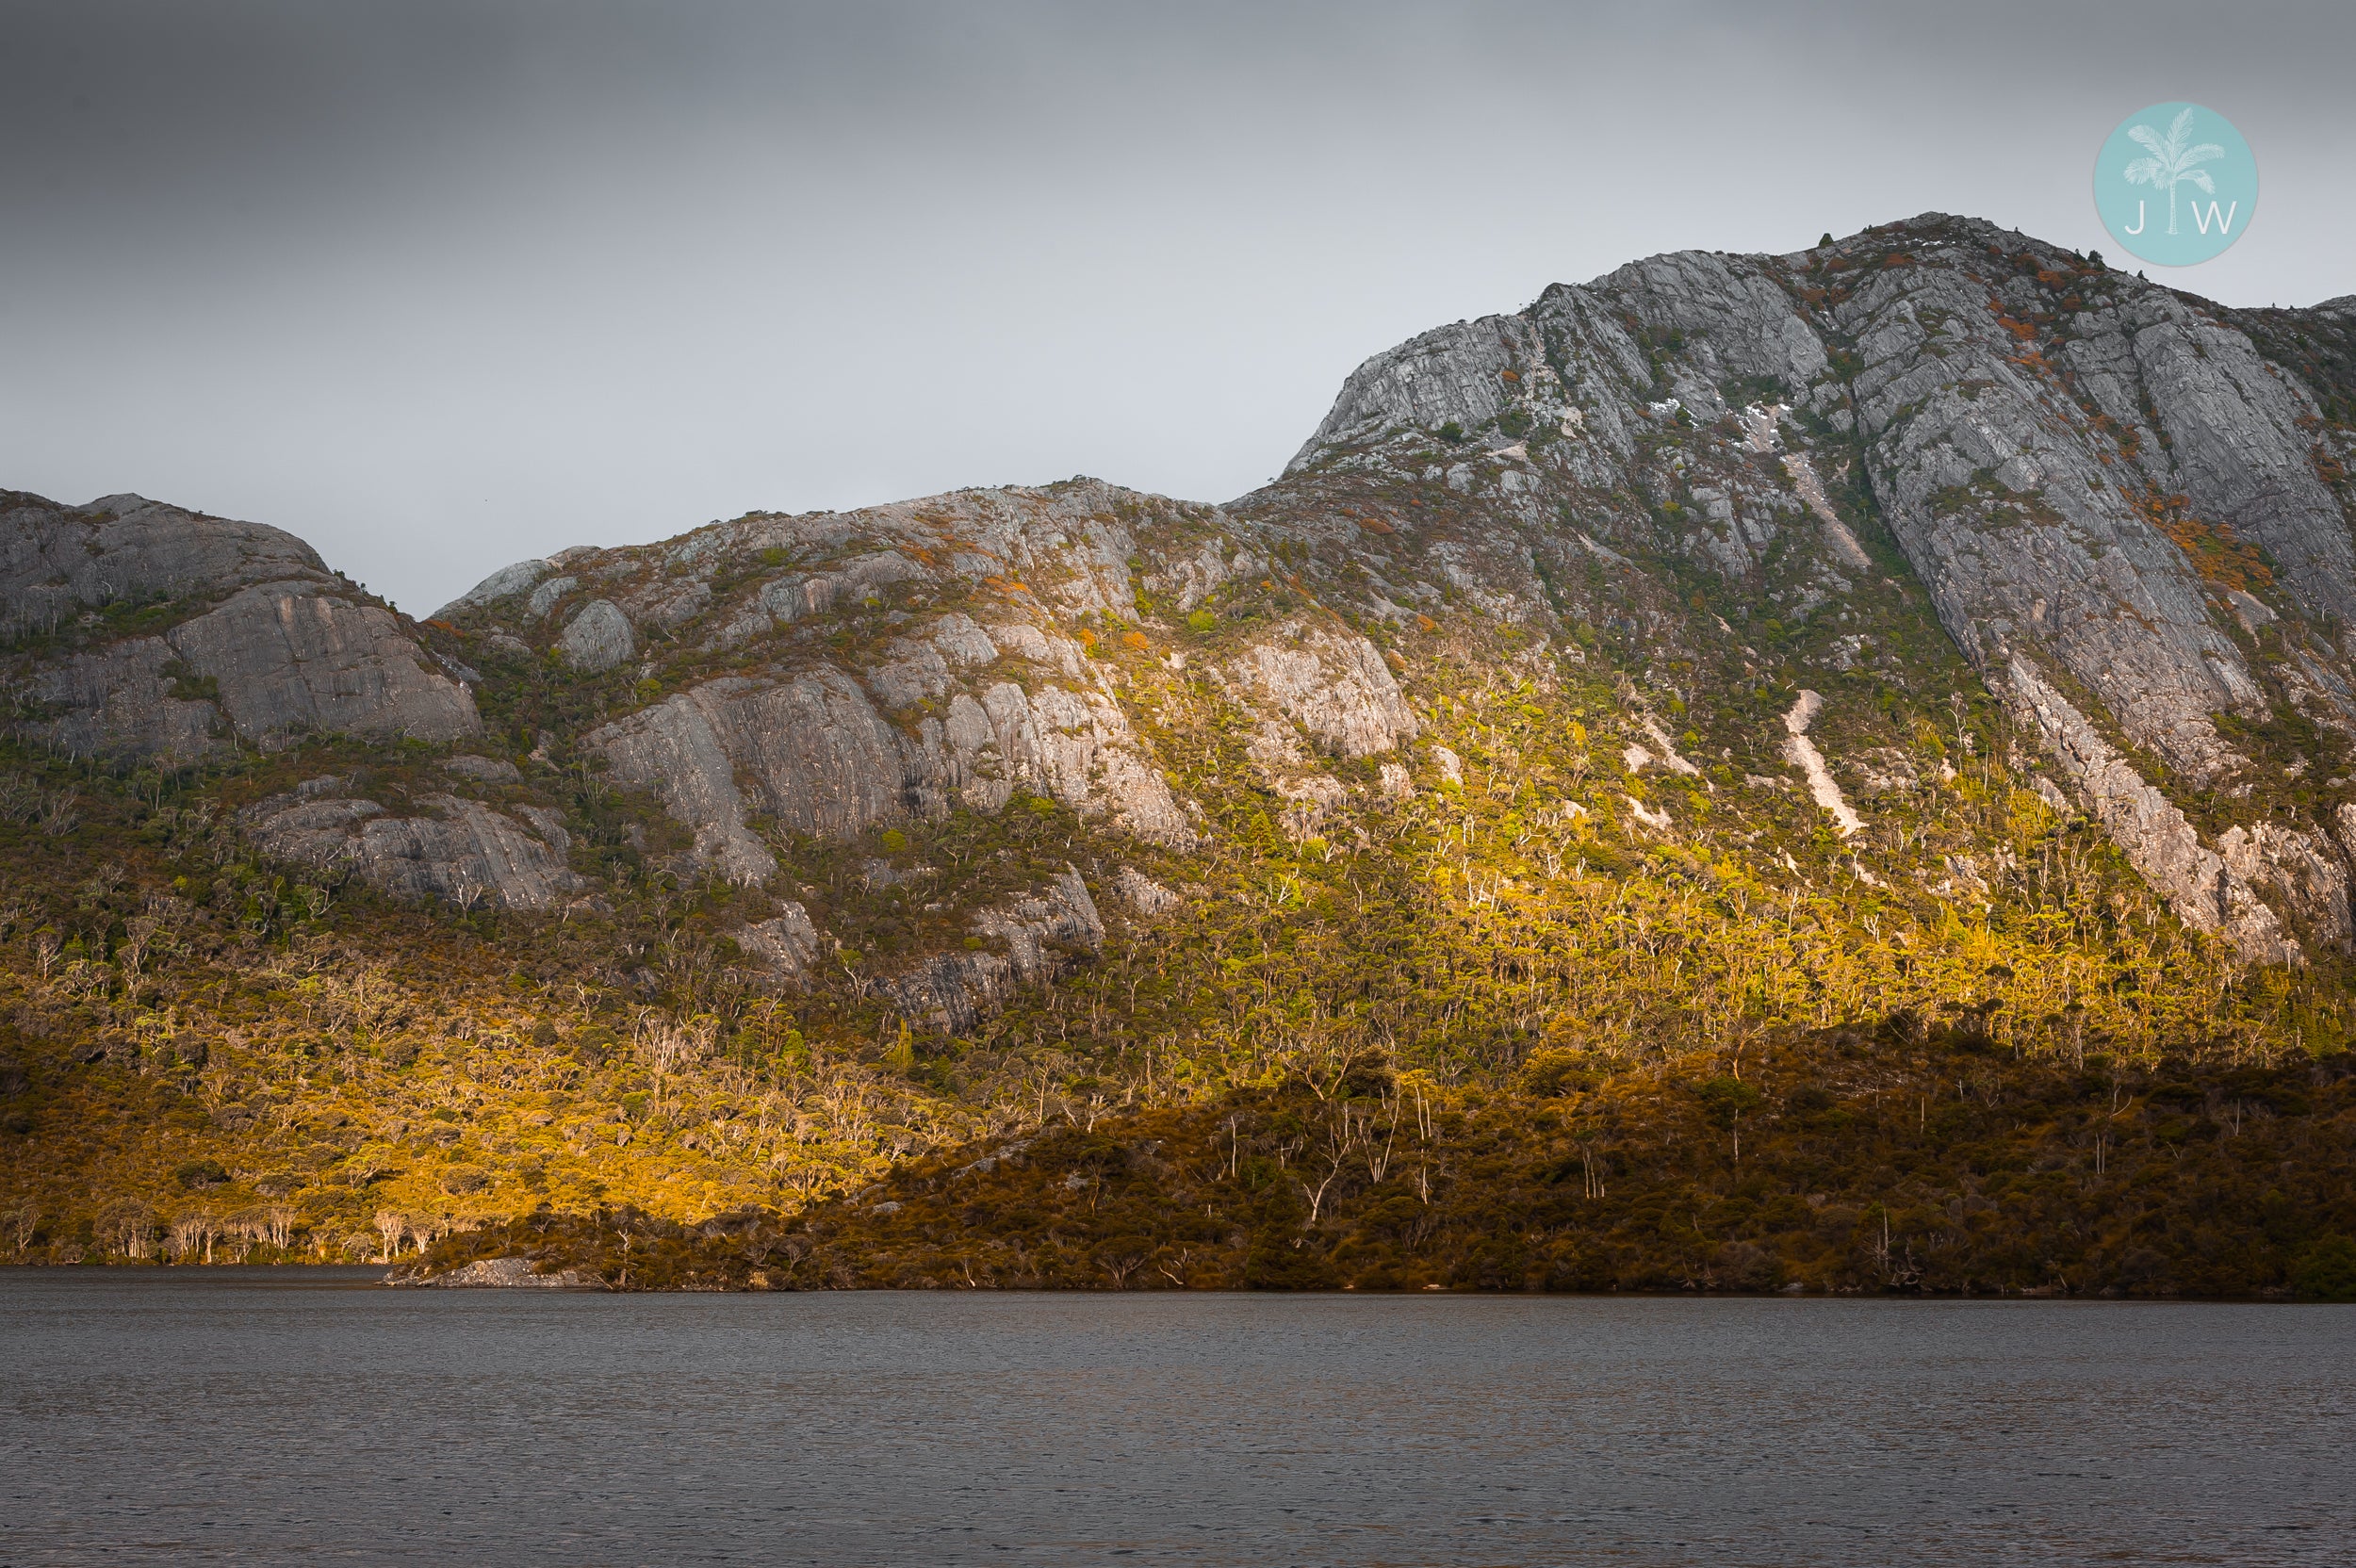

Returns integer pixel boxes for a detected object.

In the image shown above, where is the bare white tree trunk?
[373,1211,407,1263]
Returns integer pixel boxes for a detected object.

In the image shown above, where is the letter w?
[2193,201,2239,236]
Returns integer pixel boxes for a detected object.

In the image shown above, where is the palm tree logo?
[2122,106,2223,236]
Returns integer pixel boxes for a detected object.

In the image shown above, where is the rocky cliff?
[5,492,479,762]
[1273,214,2356,962]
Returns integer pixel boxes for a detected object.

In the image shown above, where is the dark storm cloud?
[3,1,2350,612]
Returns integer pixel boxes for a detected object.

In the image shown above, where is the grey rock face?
[621,576,712,632]
[431,559,550,621]
[588,668,924,884]
[955,679,1195,846]
[703,549,928,649]
[2122,295,2356,625]
[1288,317,1539,470]
[876,949,1005,1035]
[720,669,930,841]
[1229,622,1418,758]
[167,582,481,747]
[25,638,220,760]
[524,576,579,618]
[880,868,1104,1032]
[1115,865,1181,917]
[20,581,480,758]
[931,612,998,666]
[1,491,324,633]
[440,754,522,783]
[558,600,635,672]
[1597,251,1832,403]
[585,684,779,885]
[241,784,582,912]
[1830,246,2262,782]
[867,637,949,709]
[1280,211,2356,959]
[736,903,826,985]
[2008,657,2293,962]
[2219,823,2350,952]
[589,623,1195,884]
[513,804,571,853]
[832,550,929,601]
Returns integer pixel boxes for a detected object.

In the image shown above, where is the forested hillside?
[5,213,2354,1293]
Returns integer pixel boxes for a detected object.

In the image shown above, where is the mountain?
[4,213,2355,1294]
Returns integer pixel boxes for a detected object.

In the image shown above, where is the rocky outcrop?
[879,869,1105,1033]
[981,868,1105,980]
[1,491,325,634]
[19,581,478,760]
[525,576,579,618]
[1832,235,2267,783]
[736,904,826,985]
[558,600,635,673]
[2219,824,2351,952]
[441,754,521,783]
[704,552,935,649]
[5,495,477,759]
[397,1255,592,1287]
[2007,658,2293,963]
[1272,775,1349,841]
[589,629,1194,884]
[1288,317,1547,470]
[1114,866,1182,918]
[241,781,582,912]
[431,558,554,621]
[1229,623,1417,759]
[589,668,929,885]
[945,678,1195,845]
[166,582,480,747]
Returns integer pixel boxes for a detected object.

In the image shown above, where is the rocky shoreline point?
[388,1256,595,1288]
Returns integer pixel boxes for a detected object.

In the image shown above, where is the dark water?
[2,1271,2350,1566]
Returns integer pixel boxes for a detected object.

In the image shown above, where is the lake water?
[2,1271,2349,1566]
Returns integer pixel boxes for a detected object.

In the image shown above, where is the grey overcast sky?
[4,1,2351,615]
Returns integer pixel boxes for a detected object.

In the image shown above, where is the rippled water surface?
[3,1270,2350,1565]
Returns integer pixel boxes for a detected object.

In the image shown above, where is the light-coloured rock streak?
[1782,690,1863,837]
[1780,453,1873,571]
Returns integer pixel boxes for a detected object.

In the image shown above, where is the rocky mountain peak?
[1268,212,2356,960]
